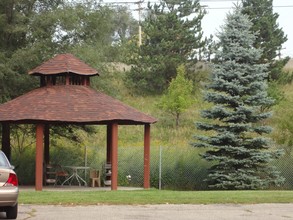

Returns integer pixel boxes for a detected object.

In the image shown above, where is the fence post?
[159,146,162,190]
[84,146,88,181]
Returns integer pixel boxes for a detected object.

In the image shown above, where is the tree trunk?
[175,113,180,129]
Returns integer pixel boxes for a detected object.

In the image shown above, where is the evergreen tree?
[126,0,206,94]
[193,6,284,190]
[241,0,288,81]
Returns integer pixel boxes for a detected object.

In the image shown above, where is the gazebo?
[0,53,157,191]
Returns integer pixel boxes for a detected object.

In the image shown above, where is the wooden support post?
[105,125,113,186]
[106,125,112,164]
[82,77,90,86]
[111,123,118,191]
[1,123,11,161]
[65,74,70,85]
[44,124,50,165]
[144,124,151,189]
[35,124,44,191]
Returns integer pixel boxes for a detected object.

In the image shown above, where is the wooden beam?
[35,124,44,191]
[144,124,151,189]
[1,123,11,161]
[111,123,118,190]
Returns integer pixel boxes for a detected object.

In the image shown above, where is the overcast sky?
[103,0,293,58]
[201,0,293,58]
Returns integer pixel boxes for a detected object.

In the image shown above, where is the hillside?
[89,67,293,150]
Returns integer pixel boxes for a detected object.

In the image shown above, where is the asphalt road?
[0,204,293,220]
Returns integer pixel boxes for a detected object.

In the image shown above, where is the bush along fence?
[119,146,293,190]
[11,144,293,190]
[82,145,210,190]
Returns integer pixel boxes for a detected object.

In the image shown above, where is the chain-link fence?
[85,145,293,190]
[272,153,293,190]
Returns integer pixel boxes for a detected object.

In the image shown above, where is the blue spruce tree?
[193,6,284,190]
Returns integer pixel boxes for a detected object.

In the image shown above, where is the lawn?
[19,189,293,205]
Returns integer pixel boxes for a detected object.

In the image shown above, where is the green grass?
[19,189,293,205]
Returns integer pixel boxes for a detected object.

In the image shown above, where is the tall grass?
[270,83,293,188]
[117,145,210,190]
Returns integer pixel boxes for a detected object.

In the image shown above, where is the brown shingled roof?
[0,85,157,125]
[28,53,99,76]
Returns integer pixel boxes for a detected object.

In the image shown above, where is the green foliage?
[272,154,293,189]
[199,35,218,62]
[278,71,293,85]
[112,6,138,45]
[9,125,36,184]
[0,0,137,102]
[7,124,97,184]
[158,65,194,128]
[241,0,288,81]
[125,0,206,94]
[193,6,284,190]
[117,146,209,190]
[271,85,293,157]
[12,146,35,185]
[238,0,288,112]
[153,146,209,190]
[271,84,293,189]
[266,81,284,108]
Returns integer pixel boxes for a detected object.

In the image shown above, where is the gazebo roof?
[28,53,99,76]
[0,85,157,125]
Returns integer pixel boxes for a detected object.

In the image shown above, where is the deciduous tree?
[0,0,137,102]
[158,65,193,128]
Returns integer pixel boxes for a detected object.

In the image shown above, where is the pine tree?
[241,0,288,81]
[126,0,206,94]
[193,6,284,190]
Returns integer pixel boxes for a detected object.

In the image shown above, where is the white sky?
[201,0,293,58]
[103,0,293,58]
